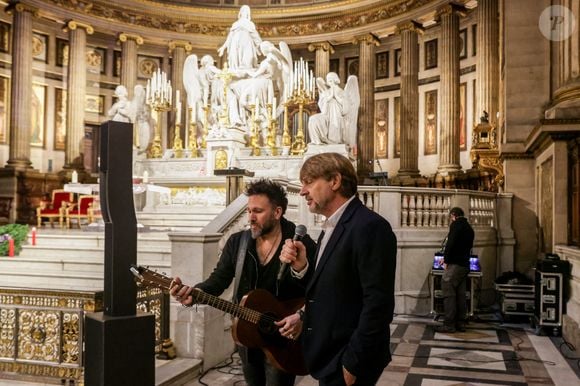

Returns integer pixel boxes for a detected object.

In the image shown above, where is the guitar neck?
[144,270,263,325]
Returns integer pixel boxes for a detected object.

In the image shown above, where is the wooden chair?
[65,195,95,228]
[36,189,73,228]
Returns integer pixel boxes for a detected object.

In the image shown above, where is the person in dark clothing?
[279,153,397,386]
[170,179,317,386]
[435,206,475,333]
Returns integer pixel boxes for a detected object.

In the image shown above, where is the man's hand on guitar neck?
[169,276,196,307]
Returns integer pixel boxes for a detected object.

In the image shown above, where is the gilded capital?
[64,20,94,35]
[168,40,193,53]
[352,34,381,47]
[395,20,424,35]
[307,42,335,54]
[5,2,39,17]
[118,33,144,45]
[435,3,467,21]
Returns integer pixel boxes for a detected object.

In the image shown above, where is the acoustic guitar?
[130,265,308,375]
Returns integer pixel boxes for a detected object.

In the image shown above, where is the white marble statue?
[308,72,360,150]
[131,84,153,153]
[218,5,262,70]
[108,85,132,122]
[183,54,224,129]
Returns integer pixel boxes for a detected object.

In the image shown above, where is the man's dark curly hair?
[245,179,288,214]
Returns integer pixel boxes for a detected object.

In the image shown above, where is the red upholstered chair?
[65,195,95,228]
[36,189,73,228]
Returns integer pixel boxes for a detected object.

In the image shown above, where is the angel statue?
[248,40,293,115]
[108,85,131,122]
[308,72,360,150]
[218,5,262,70]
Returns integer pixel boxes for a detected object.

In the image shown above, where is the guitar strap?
[232,230,251,304]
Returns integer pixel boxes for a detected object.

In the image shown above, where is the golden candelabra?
[188,107,198,157]
[201,105,209,149]
[146,69,172,159]
[248,103,261,156]
[172,123,183,158]
[290,92,311,156]
[266,103,278,156]
[282,102,291,147]
[149,101,172,158]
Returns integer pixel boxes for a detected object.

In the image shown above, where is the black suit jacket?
[301,197,397,380]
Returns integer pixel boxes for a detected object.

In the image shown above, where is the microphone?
[277,224,307,281]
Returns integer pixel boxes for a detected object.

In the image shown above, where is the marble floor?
[184,316,580,386]
[0,317,578,386]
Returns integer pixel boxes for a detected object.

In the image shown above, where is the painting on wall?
[394,96,400,158]
[54,88,67,150]
[30,84,46,148]
[424,90,438,155]
[86,46,106,75]
[425,39,438,70]
[375,99,388,158]
[329,58,339,76]
[460,82,467,151]
[0,76,8,144]
[0,21,10,53]
[394,48,401,77]
[137,55,160,79]
[85,95,104,114]
[113,51,122,77]
[376,52,388,79]
[56,38,69,67]
[345,57,359,77]
[32,33,48,63]
[459,28,468,60]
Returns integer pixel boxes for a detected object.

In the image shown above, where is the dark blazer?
[443,216,474,267]
[301,197,397,381]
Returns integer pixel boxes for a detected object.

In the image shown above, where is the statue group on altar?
[110,5,361,160]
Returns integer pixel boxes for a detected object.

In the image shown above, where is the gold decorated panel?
[0,308,16,359]
[18,310,61,363]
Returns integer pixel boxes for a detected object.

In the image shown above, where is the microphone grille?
[295,224,307,237]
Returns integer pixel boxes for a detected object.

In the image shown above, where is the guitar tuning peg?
[162,272,166,275]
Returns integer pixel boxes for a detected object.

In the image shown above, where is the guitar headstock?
[130,264,172,290]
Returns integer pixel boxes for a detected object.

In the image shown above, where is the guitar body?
[129,265,308,375]
[233,289,308,375]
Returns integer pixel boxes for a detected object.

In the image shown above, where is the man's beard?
[250,215,276,239]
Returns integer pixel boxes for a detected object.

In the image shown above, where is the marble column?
[169,40,192,145]
[5,3,38,170]
[353,34,380,180]
[396,21,422,177]
[118,33,143,99]
[476,0,499,125]
[64,21,93,170]
[307,42,334,79]
[437,4,465,175]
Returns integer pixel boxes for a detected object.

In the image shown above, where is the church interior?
[0,0,579,385]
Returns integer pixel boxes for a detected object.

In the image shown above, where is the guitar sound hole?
[258,313,279,336]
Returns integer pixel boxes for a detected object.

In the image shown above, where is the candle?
[31,227,36,246]
[272,97,276,118]
[71,170,78,184]
[8,237,14,257]
[176,101,182,125]
[143,170,149,184]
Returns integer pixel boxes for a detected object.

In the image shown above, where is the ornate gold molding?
[168,40,193,53]
[64,20,94,35]
[395,20,424,35]
[118,32,144,45]
[307,41,335,54]
[38,0,434,38]
[5,2,40,17]
[352,33,381,46]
